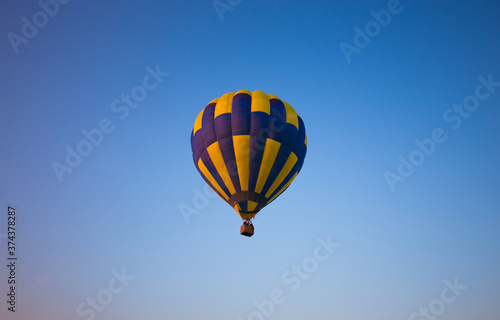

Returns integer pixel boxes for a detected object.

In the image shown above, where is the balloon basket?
[240,222,254,237]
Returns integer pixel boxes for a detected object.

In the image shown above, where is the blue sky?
[1,0,499,319]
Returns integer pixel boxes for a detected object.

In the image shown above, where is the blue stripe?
[238,200,248,212]
[217,136,241,192]
[295,145,307,173]
[268,99,287,142]
[234,92,251,100]
[199,150,231,198]
[292,117,306,156]
[281,123,298,150]
[202,104,217,146]
[191,130,206,164]
[250,111,269,136]
[232,94,251,135]
[215,112,232,140]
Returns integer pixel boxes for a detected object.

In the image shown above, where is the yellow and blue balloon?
[190,90,307,235]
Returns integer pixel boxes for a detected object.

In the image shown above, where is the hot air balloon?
[190,90,307,237]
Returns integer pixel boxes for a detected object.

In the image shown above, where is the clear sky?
[1,0,499,319]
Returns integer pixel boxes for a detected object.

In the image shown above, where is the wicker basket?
[240,224,254,237]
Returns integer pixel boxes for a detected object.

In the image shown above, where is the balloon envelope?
[191,90,307,220]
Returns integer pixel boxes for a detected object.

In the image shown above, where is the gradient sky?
[1,1,500,319]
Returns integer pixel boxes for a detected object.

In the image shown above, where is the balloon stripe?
[217,136,241,192]
[199,150,232,198]
[265,152,298,198]
[260,145,292,196]
[235,89,252,96]
[194,159,228,202]
[206,141,237,195]
[250,111,270,136]
[254,139,281,193]
[283,101,299,129]
[193,107,206,136]
[201,105,217,146]
[248,111,269,193]
[295,146,307,174]
[191,130,206,164]
[214,112,232,140]
[197,158,229,200]
[231,93,251,135]
[250,91,271,114]
[233,135,250,191]
[268,99,287,142]
[214,92,234,118]
[292,117,307,156]
[247,201,258,212]
[248,135,265,192]
[266,168,296,202]
[239,200,248,212]
[267,146,306,201]
[281,123,299,150]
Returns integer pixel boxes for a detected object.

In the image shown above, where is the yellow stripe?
[247,201,258,212]
[267,94,280,100]
[214,92,234,118]
[197,158,229,200]
[255,139,281,193]
[283,101,299,129]
[305,135,308,147]
[268,172,298,203]
[235,89,251,96]
[206,142,236,195]
[233,135,250,191]
[193,109,205,136]
[265,152,298,198]
[251,91,270,114]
